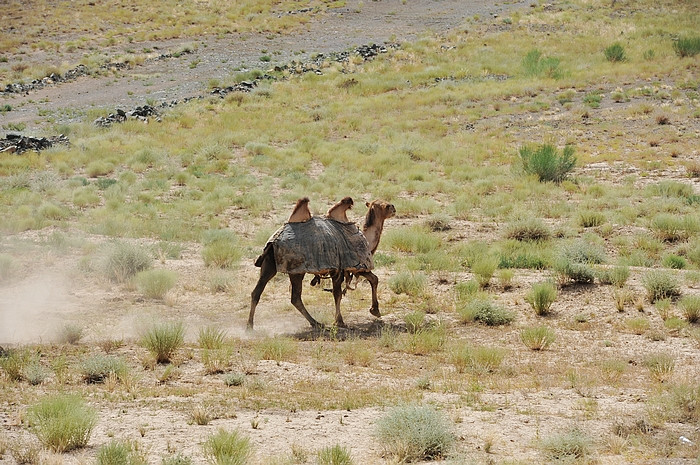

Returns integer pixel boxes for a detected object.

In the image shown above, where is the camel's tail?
[254,243,273,267]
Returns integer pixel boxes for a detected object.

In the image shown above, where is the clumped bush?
[642,270,681,303]
[224,373,245,387]
[140,321,185,364]
[471,255,499,288]
[504,218,551,242]
[560,239,606,265]
[202,429,252,465]
[644,352,675,382]
[651,214,696,242]
[389,271,427,296]
[0,348,33,381]
[519,144,576,183]
[81,355,128,383]
[57,323,84,344]
[317,444,353,465]
[457,298,515,326]
[672,35,700,57]
[161,453,192,465]
[604,42,627,62]
[97,440,148,465]
[449,344,507,374]
[135,269,178,299]
[541,428,592,460]
[577,210,606,228]
[662,254,687,269]
[374,405,454,462]
[595,265,630,287]
[679,295,700,323]
[520,326,556,350]
[522,49,562,78]
[526,282,558,316]
[202,229,242,269]
[198,326,227,350]
[27,394,97,452]
[100,242,153,283]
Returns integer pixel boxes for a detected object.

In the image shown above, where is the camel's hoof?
[245,324,255,333]
[335,321,347,329]
[370,307,381,318]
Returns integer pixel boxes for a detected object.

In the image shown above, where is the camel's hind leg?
[330,271,346,327]
[248,252,277,330]
[290,273,322,329]
[356,271,381,317]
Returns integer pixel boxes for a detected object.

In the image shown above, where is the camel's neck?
[363,217,386,256]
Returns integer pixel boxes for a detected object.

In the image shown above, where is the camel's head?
[364,200,396,228]
[340,196,354,209]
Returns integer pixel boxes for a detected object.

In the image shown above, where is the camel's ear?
[365,201,370,207]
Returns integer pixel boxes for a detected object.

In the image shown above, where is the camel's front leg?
[356,271,381,317]
[331,271,346,327]
[290,273,322,329]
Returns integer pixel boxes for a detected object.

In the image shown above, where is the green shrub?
[27,394,97,452]
[604,42,627,62]
[520,326,556,350]
[140,321,185,364]
[0,348,33,382]
[198,326,227,349]
[57,323,84,344]
[679,295,700,323]
[542,428,592,460]
[577,210,606,228]
[497,239,553,269]
[224,373,245,387]
[595,266,630,287]
[317,444,353,465]
[135,269,178,299]
[519,144,576,183]
[81,355,128,383]
[672,36,700,57]
[471,255,499,288]
[662,254,687,269]
[101,242,153,283]
[525,282,558,316]
[202,429,252,465]
[504,218,551,241]
[402,324,446,355]
[256,336,297,362]
[560,239,606,265]
[97,440,148,465]
[651,214,696,242]
[522,49,562,78]
[642,270,681,303]
[584,92,602,108]
[384,226,440,253]
[449,343,507,374]
[202,229,242,269]
[374,405,454,462]
[457,298,514,326]
[161,453,193,465]
[389,271,427,296]
[403,311,426,334]
[644,352,675,382]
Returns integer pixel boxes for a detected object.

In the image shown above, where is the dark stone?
[0,134,70,154]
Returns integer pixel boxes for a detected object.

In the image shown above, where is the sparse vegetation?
[1,0,699,462]
[520,326,556,350]
[679,295,700,323]
[518,144,576,183]
[135,269,177,299]
[202,429,252,465]
[525,282,557,316]
[140,321,185,364]
[317,445,353,465]
[541,428,592,460]
[100,242,153,283]
[374,405,454,462]
[642,270,681,303]
[26,394,97,452]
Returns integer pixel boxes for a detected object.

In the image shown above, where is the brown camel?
[248,200,396,330]
[287,197,312,223]
[325,196,354,222]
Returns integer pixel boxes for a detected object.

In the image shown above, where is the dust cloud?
[0,271,73,345]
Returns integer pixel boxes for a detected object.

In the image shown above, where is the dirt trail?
[0,0,529,133]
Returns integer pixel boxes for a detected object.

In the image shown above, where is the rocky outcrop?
[0,134,70,154]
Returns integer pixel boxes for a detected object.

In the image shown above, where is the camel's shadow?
[289,317,405,341]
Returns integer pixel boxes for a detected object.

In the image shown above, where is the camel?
[248,199,396,330]
[287,197,312,223]
[325,196,354,222]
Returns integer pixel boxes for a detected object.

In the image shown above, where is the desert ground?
[1,0,699,464]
